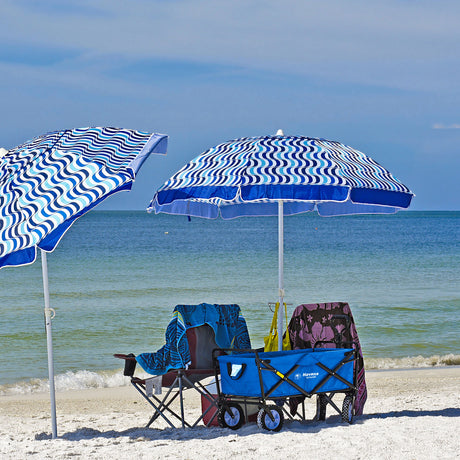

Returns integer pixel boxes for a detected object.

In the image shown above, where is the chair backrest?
[288,302,356,350]
[135,303,251,380]
[187,324,219,369]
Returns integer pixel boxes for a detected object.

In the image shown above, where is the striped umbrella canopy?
[150,131,414,349]
[0,126,168,437]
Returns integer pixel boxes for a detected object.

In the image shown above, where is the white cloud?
[432,123,460,130]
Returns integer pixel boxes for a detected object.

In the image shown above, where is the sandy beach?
[1,367,459,459]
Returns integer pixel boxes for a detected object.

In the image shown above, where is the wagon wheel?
[316,394,328,421]
[257,405,284,432]
[341,394,354,424]
[218,403,244,430]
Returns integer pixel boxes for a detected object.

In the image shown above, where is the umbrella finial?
[276,129,284,136]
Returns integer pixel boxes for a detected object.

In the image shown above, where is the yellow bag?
[263,302,291,351]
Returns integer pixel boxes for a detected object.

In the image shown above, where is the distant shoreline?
[91,209,460,214]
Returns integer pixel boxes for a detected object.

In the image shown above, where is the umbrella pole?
[278,200,284,351]
[40,249,57,439]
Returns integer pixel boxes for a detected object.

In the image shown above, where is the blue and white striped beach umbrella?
[1,127,167,268]
[150,131,414,349]
[0,126,168,437]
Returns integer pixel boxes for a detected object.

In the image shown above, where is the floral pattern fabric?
[288,302,367,415]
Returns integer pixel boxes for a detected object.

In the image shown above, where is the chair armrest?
[114,353,137,376]
[114,353,136,360]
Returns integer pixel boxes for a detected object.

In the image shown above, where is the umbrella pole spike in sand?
[40,249,57,439]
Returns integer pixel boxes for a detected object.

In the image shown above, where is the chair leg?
[132,378,194,429]
[145,389,182,428]
[132,373,218,429]
[132,380,177,429]
[189,378,220,427]
[178,371,185,429]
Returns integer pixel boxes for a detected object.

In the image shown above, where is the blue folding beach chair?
[115,303,251,429]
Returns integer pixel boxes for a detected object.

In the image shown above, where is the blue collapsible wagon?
[213,347,357,431]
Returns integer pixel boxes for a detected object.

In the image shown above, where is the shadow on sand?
[35,407,460,441]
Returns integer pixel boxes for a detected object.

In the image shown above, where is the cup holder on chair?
[124,353,137,377]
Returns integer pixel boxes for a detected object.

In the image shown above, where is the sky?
[0,0,459,210]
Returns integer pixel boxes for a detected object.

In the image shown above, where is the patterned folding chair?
[115,303,251,428]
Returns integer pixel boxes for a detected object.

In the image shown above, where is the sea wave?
[1,354,459,396]
[365,353,460,370]
[0,369,134,396]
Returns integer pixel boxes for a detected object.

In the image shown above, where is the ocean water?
[0,211,458,394]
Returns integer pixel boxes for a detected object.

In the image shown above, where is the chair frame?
[114,323,224,429]
[130,370,219,428]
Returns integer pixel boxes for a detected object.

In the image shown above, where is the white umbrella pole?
[277,200,284,351]
[40,249,57,439]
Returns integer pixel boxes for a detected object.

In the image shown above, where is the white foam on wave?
[365,353,460,370]
[1,354,459,395]
[0,368,137,396]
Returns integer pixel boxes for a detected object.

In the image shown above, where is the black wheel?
[341,394,354,424]
[316,394,327,421]
[257,405,284,432]
[218,404,244,430]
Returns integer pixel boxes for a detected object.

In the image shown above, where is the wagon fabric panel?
[218,348,354,398]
